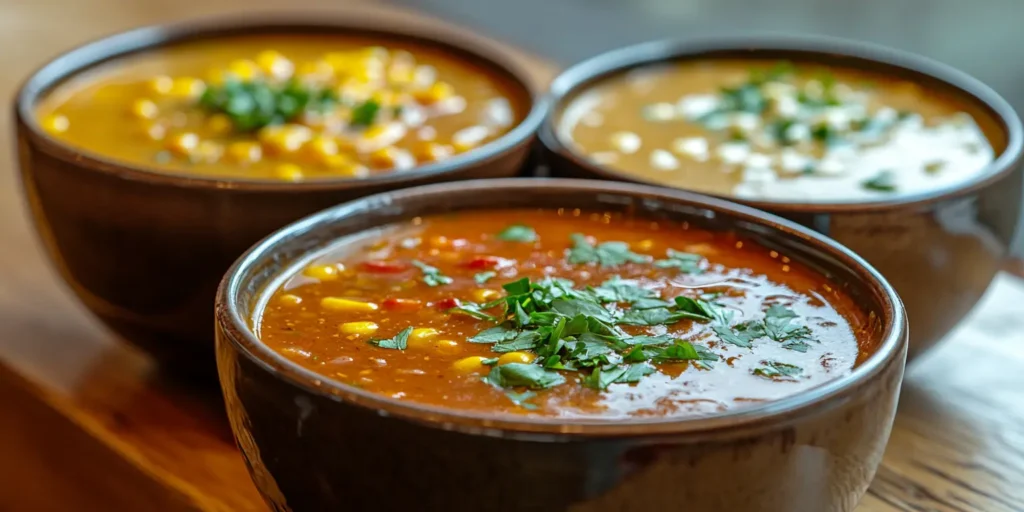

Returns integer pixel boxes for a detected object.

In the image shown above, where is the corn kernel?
[498,352,536,365]
[452,356,487,373]
[131,99,159,120]
[410,327,439,341]
[324,157,369,178]
[149,75,173,95]
[434,339,460,354]
[144,123,166,141]
[321,297,378,312]
[206,114,233,135]
[388,64,414,85]
[279,294,303,306]
[371,90,396,107]
[413,142,454,163]
[41,114,70,134]
[303,136,338,163]
[260,124,313,154]
[413,81,454,104]
[256,50,294,80]
[368,147,399,169]
[274,163,304,181]
[195,140,224,163]
[303,264,341,280]
[226,59,260,82]
[166,132,200,156]
[472,289,501,303]
[340,321,379,336]
[296,60,334,81]
[168,77,205,99]
[227,141,262,164]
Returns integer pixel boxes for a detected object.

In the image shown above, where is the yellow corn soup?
[35,34,527,181]
[558,60,1005,202]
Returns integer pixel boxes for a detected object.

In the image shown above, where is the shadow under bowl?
[538,35,1024,361]
[215,178,908,511]
[15,15,546,378]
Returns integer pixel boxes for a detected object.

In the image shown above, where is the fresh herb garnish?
[448,302,498,322]
[504,390,538,410]
[368,326,413,350]
[654,249,705,274]
[862,170,897,192]
[411,259,453,287]
[753,361,804,380]
[581,363,656,390]
[199,79,337,132]
[567,234,650,267]
[496,224,537,243]
[474,271,497,285]
[349,99,381,128]
[484,363,566,390]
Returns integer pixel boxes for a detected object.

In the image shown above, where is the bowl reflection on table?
[215,178,908,512]
[14,15,545,377]
[539,35,1024,361]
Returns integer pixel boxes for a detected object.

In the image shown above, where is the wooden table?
[1,2,1023,511]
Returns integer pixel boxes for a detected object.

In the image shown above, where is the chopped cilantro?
[567,233,650,267]
[753,361,803,380]
[654,249,704,274]
[349,99,381,127]
[504,390,538,410]
[448,302,498,322]
[474,271,497,285]
[862,170,897,192]
[368,326,413,350]
[496,224,537,243]
[484,363,566,390]
[411,259,453,287]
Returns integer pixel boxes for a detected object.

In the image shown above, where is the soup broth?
[256,209,877,419]
[559,59,1003,202]
[36,34,525,181]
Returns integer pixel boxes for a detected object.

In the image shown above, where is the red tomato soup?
[256,209,877,419]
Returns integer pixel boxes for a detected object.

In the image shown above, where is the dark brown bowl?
[216,178,908,512]
[14,15,547,377]
[538,35,1024,362]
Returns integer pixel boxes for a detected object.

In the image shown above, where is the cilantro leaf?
[673,296,729,323]
[654,249,704,274]
[653,341,718,363]
[502,277,531,296]
[481,357,500,366]
[496,224,537,243]
[448,302,498,322]
[567,233,650,267]
[492,330,542,353]
[411,259,453,287]
[617,307,688,326]
[862,170,897,192]
[712,321,764,348]
[753,361,803,380]
[581,363,655,390]
[763,305,814,344]
[551,298,617,324]
[484,363,565,389]
[368,326,413,350]
[474,271,497,285]
[504,390,538,410]
[591,276,658,303]
[622,334,675,346]
[469,325,518,344]
[350,99,381,127]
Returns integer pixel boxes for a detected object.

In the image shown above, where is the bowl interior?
[218,178,905,437]
[541,36,1024,212]
[17,15,546,189]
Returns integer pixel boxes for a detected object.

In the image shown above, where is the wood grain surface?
[0,2,1022,511]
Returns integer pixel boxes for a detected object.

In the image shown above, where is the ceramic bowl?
[538,35,1023,361]
[216,178,908,512]
[15,16,546,376]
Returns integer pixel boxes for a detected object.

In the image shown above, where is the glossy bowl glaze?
[216,178,908,512]
[539,35,1023,361]
[15,15,546,376]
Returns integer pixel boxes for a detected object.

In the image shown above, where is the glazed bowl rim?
[216,177,908,438]
[14,13,547,192]
[538,33,1024,213]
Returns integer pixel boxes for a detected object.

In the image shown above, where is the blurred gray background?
[399,0,1024,256]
